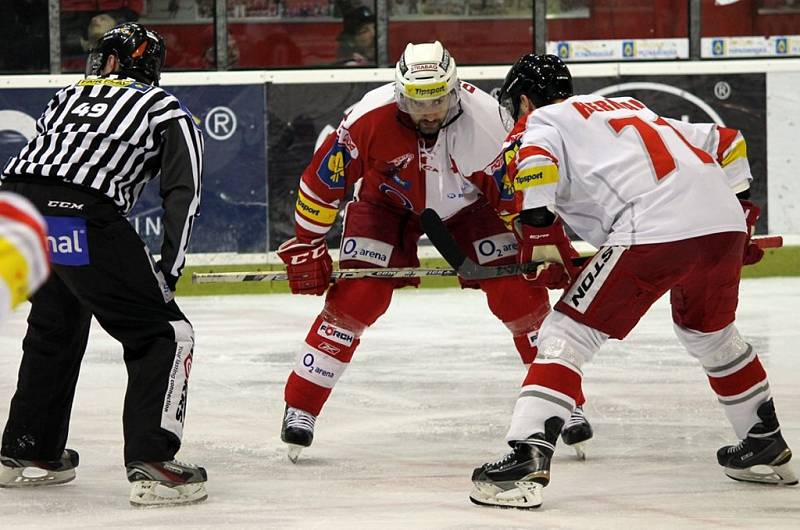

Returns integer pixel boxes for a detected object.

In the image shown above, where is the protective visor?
[497,93,517,132]
[85,51,104,77]
[395,82,460,116]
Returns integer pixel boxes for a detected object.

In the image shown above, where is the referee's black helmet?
[86,23,166,86]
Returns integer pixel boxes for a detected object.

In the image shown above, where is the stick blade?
[420,208,467,270]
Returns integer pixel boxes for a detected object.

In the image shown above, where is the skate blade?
[286,444,304,464]
[0,465,76,488]
[129,480,208,507]
[725,462,799,486]
[469,481,543,509]
[571,442,587,461]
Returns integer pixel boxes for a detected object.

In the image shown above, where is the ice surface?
[0,278,798,529]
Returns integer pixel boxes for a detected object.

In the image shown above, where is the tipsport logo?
[405,81,448,99]
[317,321,355,346]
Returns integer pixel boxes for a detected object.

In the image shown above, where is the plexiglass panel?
[546,0,689,62]
[227,1,377,68]
[701,0,800,58]
[388,1,534,66]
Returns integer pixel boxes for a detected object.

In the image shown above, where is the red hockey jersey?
[291,82,515,242]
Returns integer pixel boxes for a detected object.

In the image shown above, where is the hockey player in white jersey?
[469,54,796,509]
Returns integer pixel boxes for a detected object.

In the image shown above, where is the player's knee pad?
[536,311,607,369]
[674,322,749,369]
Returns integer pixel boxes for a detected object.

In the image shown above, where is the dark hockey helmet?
[85,23,166,86]
[497,54,573,127]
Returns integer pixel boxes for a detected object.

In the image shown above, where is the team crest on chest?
[375,153,415,190]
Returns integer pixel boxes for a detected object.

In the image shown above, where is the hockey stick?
[192,267,460,284]
[418,208,784,282]
[192,219,784,284]
[418,208,588,281]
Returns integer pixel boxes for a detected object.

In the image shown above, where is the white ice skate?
[469,479,544,509]
[127,459,208,507]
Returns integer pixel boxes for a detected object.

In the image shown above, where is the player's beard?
[416,118,444,138]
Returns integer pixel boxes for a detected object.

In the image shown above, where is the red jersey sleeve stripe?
[716,127,739,161]
[0,201,48,260]
[518,145,559,166]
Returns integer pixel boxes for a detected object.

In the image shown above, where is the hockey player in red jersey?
[468,54,796,509]
[0,192,48,326]
[276,42,592,462]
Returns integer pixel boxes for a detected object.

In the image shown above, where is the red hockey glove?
[515,217,580,289]
[277,237,333,295]
[740,200,765,266]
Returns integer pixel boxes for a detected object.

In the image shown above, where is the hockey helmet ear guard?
[86,23,167,86]
[394,41,461,118]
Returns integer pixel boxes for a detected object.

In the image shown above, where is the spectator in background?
[81,13,119,52]
[335,5,376,66]
[61,1,143,70]
[390,0,419,15]
[203,32,241,68]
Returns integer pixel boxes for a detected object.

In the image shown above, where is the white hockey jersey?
[511,94,749,248]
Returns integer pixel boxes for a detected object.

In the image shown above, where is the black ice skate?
[281,405,316,463]
[0,449,79,487]
[126,459,208,506]
[717,398,797,486]
[561,405,593,460]
[469,417,564,509]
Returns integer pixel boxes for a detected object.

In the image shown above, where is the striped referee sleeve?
[157,113,204,286]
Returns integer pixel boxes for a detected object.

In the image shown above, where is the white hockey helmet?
[394,41,460,117]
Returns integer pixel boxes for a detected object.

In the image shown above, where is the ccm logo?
[48,200,84,210]
[290,245,326,265]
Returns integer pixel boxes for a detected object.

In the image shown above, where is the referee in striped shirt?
[0,23,207,505]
